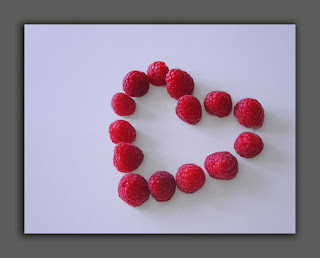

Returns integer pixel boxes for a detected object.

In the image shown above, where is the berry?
[113,142,144,173]
[234,98,264,128]
[204,152,238,180]
[147,61,169,86]
[166,69,194,100]
[109,120,136,144]
[111,93,136,116]
[176,95,202,125]
[204,91,232,117]
[123,71,149,97]
[234,132,264,158]
[175,164,205,194]
[118,173,150,207]
[148,171,176,202]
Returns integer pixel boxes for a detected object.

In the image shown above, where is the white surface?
[24,25,295,234]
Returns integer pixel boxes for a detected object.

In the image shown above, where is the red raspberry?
[204,91,232,117]
[123,71,149,97]
[147,61,169,86]
[166,69,194,100]
[234,132,264,158]
[113,142,144,173]
[111,93,136,116]
[148,171,176,202]
[234,98,264,128]
[204,152,238,180]
[118,173,150,207]
[175,164,206,194]
[176,95,202,125]
[109,120,136,144]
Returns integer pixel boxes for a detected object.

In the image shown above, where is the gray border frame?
[1,0,318,256]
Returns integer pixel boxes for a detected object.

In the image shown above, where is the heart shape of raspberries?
[109,61,265,207]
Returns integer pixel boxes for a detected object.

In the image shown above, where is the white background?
[25,25,295,233]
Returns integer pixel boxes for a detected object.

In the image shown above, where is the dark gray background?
[1,0,318,257]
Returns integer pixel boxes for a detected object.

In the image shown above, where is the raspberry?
[111,93,136,116]
[123,71,149,97]
[113,142,144,173]
[118,173,150,207]
[175,164,206,194]
[166,69,194,100]
[204,152,238,180]
[204,91,232,117]
[109,120,136,144]
[147,61,169,86]
[234,98,264,128]
[176,95,202,125]
[148,171,176,202]
[234,132,264,158]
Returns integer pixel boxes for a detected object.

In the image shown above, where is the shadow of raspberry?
[253,140,288,170]
[197,110,237,131]
[258,109,293,135]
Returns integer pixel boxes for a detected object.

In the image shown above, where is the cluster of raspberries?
[109,61,265,207]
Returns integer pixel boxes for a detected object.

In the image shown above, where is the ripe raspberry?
[176,95,202,125]
[109,120,136,144]
[148,171,176,202]
[113,142,144,173]
[147,61,169,86]
[204,152,238,180]
[234,98,264,128]
[204,91,232,117]
[234,132,264,158]
[111,93,136,116]
[175,164,206,194]
[118,173,150,207]
[166,69,194,100]
[123,71,149,97]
